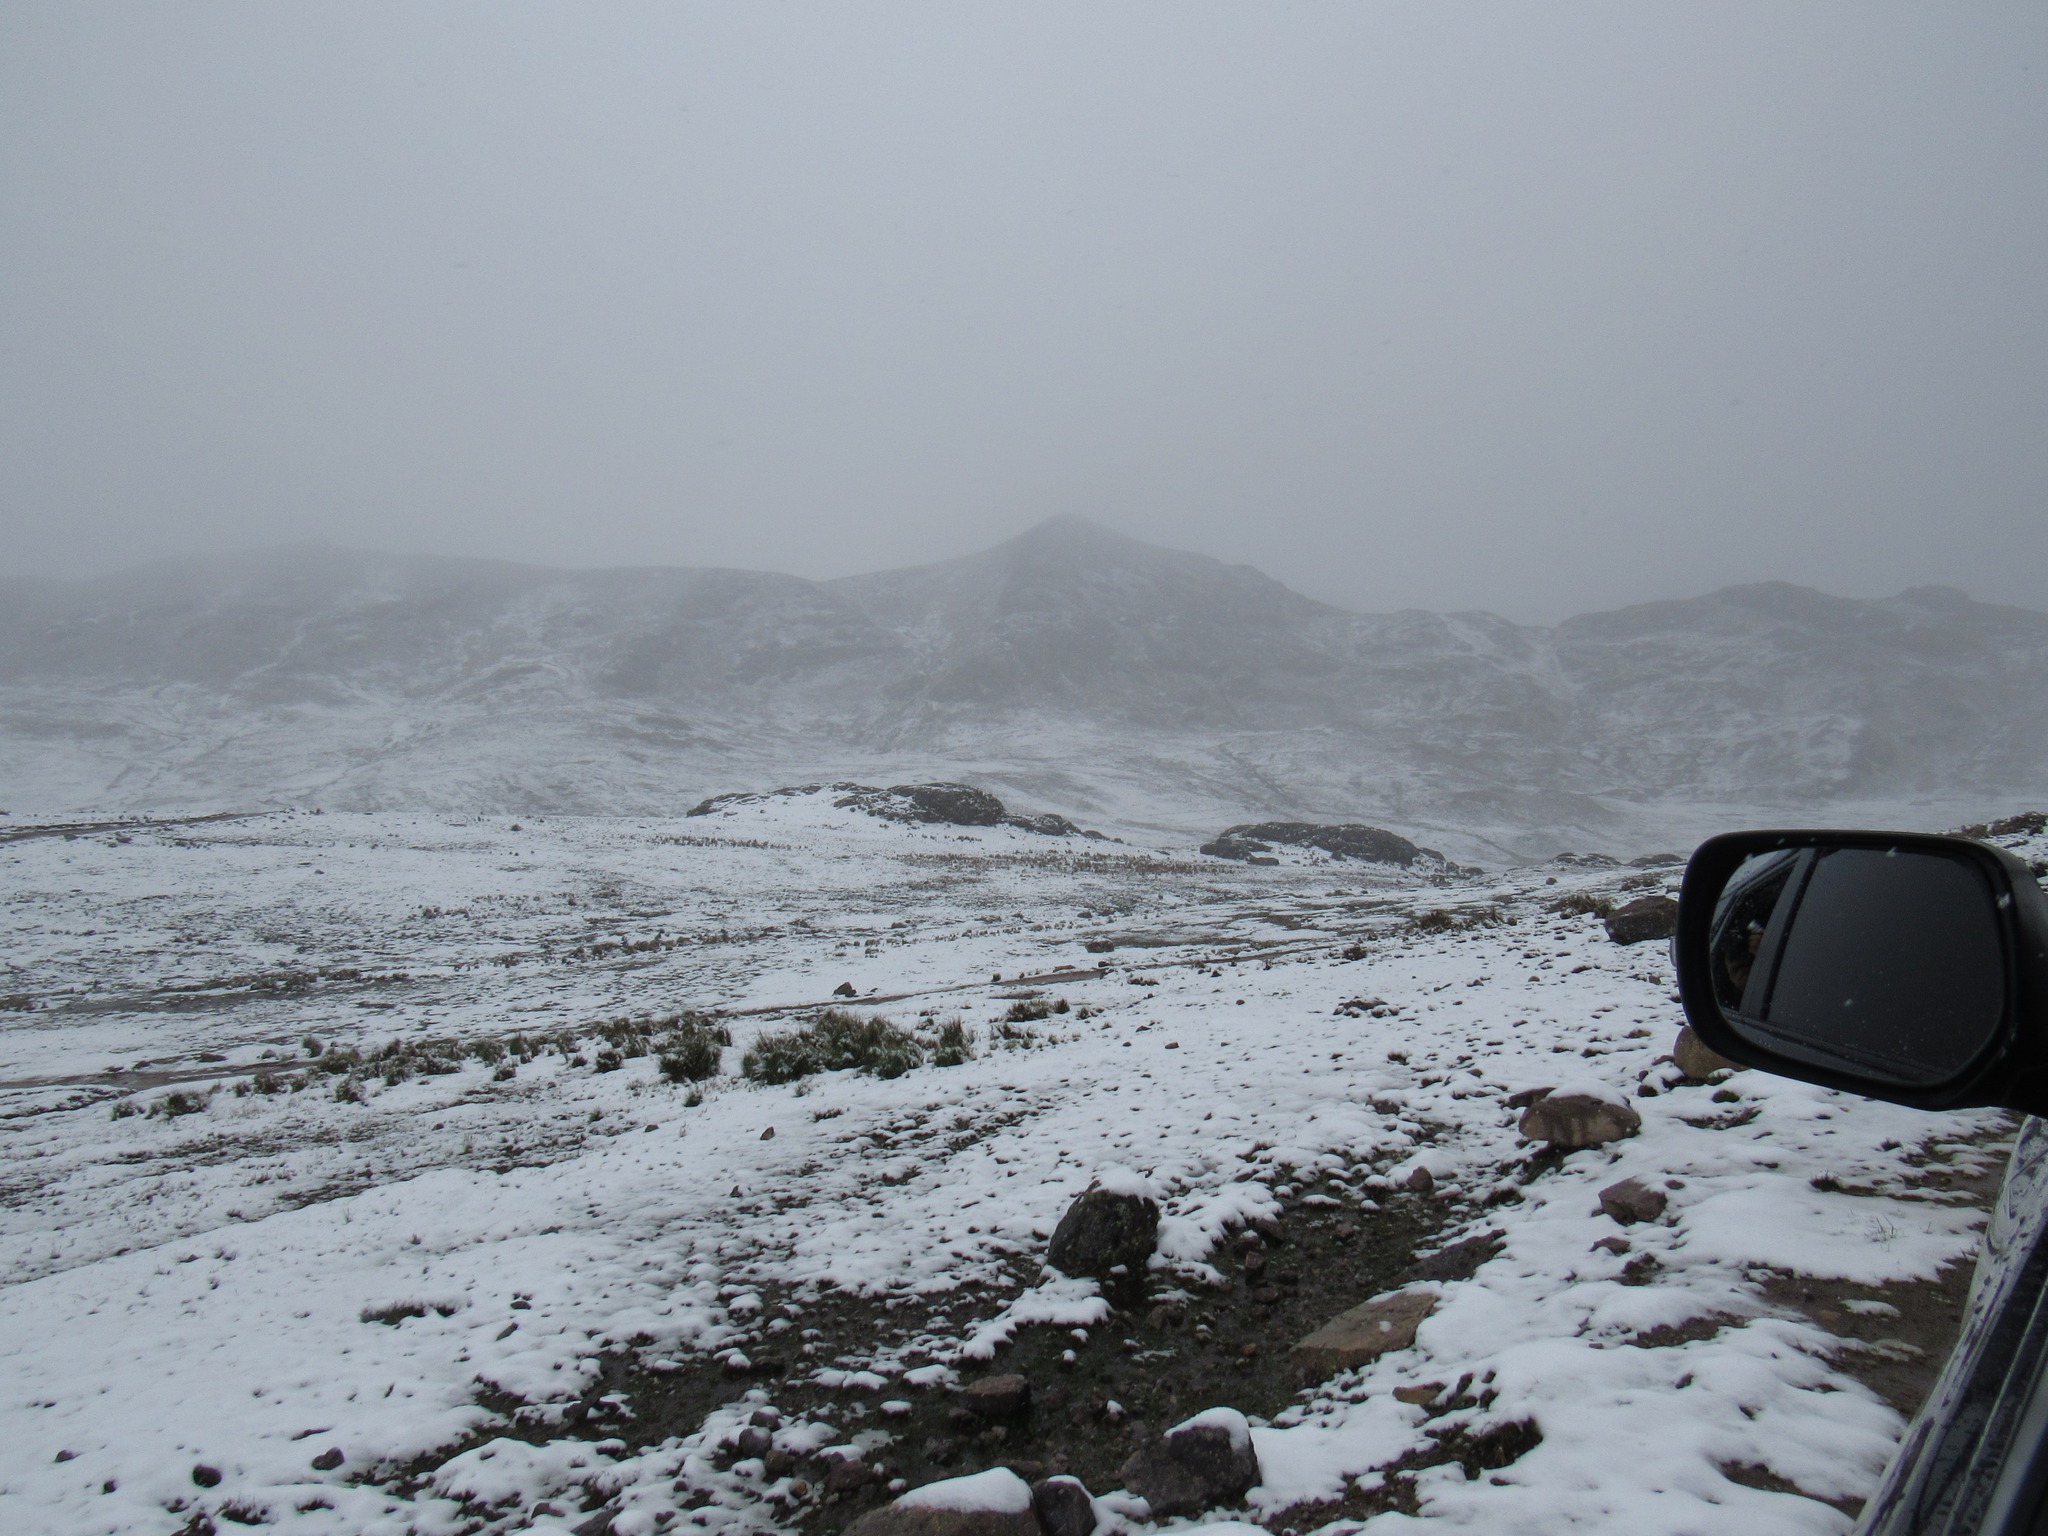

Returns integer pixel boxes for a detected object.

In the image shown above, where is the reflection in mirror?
[1709,845,2006,1086]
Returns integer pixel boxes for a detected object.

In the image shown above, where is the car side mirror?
[1676,830,2048,1112]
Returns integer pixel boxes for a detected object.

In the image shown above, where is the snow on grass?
[0,807,2037,1534]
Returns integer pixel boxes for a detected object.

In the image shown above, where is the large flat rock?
[1289,1287,1437,1377]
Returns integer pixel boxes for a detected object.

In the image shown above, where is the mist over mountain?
[4,517,2044,862]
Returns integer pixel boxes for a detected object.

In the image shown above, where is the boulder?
[1288,1288,1436,1377]
[958,1374,1032,1423]
[1030,1475,1098,1536]
[1046,1187,1159,1280]
[842,1469,1040,1536]
[1604,895,1679,945]
[1672,1025,1741,1080]
[1598,1177,1668,1225]
[846,783,1007,827]
[1199,822,1441,868]
[1116,1408,1261,1518]
[1518,1091,1641,1148]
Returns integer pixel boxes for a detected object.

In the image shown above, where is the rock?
[959,1374,1032,1423]
[1598,1177,1668,1225]
[1402,1166,1435,1195]
[833,981,858,998]
[1402,1231,1503,1284]
[1604,895,1680,945]
[1672,1025,1740,1080]
[842,1468,1041,1536]
[1289,1288,1436,1377]
[310,1447,344,1471]
[735,1426,774,1458]
[1006,813,1079,837]
[1392,1383,1442,1406]
[1117,1408,1261,1518]
[1046,1187,1158,1280]
[1199,822,1440,868]
[1518,1091,1641,1148]
[1504,1086,1554,1110]
[191,1464,222,1488]
[842,783,1008,828]
[572,1512,618,1536]
[1592,1235,1631,1256]
[826,1458,876,1494]
[1031,1475,1098,1536]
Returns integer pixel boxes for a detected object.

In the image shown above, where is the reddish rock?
[1518,1092,1640,1148]
[959,1375,1032,1423]
[1599,1177,1668,1225]
[1290,1288,1436,1377]
[1117,1409,1261,1518]
[1604,896,1679,945]
[1672,1026,1741,1081]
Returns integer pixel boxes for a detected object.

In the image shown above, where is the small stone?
[1403,1166,1435,1195]
[761,1126,776,1140]
[826,1459,875,1494]
[1117,1408,1261,1518]
[736,1426,774,1458]
[750,1408,781,1427]
[1046,1187,1159,1281]
[192,1465,222,1488]
[53,1449,76,1463]
[1290,1288,1436,1377]
[833,981,858,997]
[1592,1235,1631,1256]
[1504,1086,1554,1110]
[1518,1091,1641,1149]
[1031,1475,1097,1536]
[1599,1177,1668,1225]
[310,1447,344,1471]
[573,1511,619,1536]
[1391,1383,1441,1406]
[960,1374,1032,1423]
[1604,895,1679,945]
[765,1448,796,1477]
[1673,1026,1741,1081]
[1402,1231,1504,1285]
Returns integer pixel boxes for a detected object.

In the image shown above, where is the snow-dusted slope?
[2,803,2036,1535]
[4,519,2046,857]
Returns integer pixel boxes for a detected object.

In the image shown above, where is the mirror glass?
[1709,844,2006,1086]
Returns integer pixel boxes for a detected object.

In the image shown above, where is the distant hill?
[4,516,2045,861]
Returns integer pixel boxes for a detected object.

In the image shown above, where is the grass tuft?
[742,1009,924,1084]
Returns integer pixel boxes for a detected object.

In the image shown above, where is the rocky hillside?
[4,517,2045,858]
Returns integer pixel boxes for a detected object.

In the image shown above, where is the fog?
[2,2,2043,622]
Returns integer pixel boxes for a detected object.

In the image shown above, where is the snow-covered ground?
[1,796,2037,1536]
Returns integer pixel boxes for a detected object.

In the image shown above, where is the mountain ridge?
[4,518,2045,860]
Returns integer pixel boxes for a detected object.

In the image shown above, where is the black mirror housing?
[1676,830,2048,1114]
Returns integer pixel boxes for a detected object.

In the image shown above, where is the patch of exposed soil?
[455,1187,1482,1531]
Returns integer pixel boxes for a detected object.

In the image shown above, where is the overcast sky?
[2,3,2043,622]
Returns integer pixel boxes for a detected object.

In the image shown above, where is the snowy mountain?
[4,516,2045,860]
